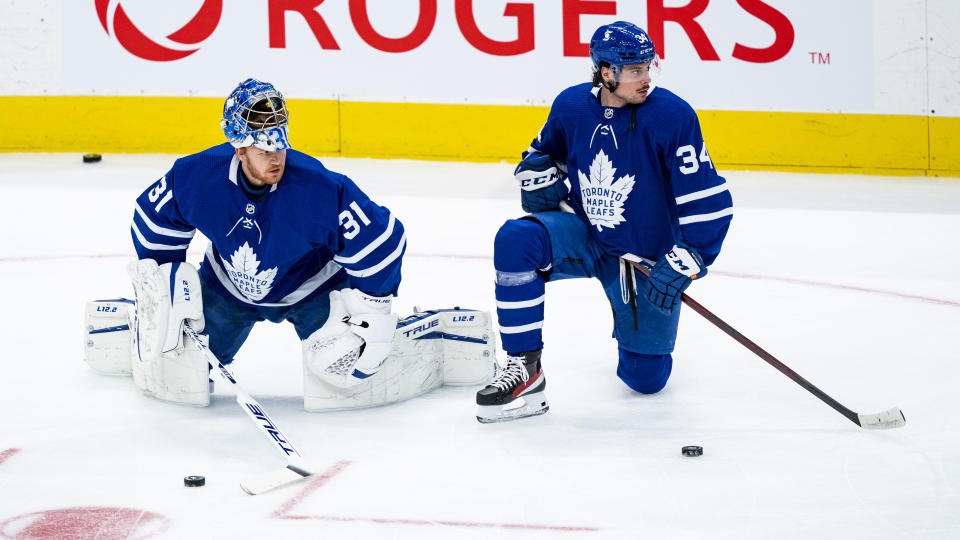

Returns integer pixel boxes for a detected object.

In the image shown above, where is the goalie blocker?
[84,298,496,410]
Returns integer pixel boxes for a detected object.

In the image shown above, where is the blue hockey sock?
[494,219,551,353]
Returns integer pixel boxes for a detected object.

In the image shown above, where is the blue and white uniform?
[495,83,732,392]
[131,143,406,361]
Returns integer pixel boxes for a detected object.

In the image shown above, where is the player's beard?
[249,161,284,185]
[241,151,286,186]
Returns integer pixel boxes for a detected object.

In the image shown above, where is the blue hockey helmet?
[221,78,291,151]
[589,21,657,74]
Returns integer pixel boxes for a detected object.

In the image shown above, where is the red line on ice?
[715,270,960,308]
[272,459,598,532]
[2,251,957,307]
[282,514,600,532]
[0,448,19,466]
[272,460,352,518]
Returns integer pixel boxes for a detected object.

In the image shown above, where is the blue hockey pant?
[494,211,679,393]
[199,276,349,364]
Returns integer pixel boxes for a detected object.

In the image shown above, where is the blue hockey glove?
[515,153,569,213]
[643,243,707,315]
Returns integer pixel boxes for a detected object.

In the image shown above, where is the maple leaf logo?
[221,242,277,301]
[577,150,635,231]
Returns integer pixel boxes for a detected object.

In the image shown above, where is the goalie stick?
[631,264,906,429]
[184,323,317,494]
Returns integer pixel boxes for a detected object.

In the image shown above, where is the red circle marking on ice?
[0,507,169,540]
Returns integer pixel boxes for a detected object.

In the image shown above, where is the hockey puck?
[681,445,703,457]
[184,475,205,487]
[82,153,102,163]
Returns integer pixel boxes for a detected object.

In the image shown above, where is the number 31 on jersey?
[339,201,371,239]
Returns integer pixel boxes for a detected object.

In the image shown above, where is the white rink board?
[59,0,874,113]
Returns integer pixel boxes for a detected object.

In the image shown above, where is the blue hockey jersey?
[130,144,405,306]
[528,83,732,265]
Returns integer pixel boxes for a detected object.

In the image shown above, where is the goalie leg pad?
[303,308,496,411]
[435,310,497,385]
[303,341,443,412]
[83,299,135,375]
[131,332,210,407]
[127,260,209,406]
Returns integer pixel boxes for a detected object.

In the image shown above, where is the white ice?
[1,153,959,539]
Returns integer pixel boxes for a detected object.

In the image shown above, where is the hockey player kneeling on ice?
[82,76,494,409]
[476,22,732,423]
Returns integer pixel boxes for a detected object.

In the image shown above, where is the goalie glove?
[643,243,707,315]
[303,288,398,388]
[515,153,569,213]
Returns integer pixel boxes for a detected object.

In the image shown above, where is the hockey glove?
[303,288,398,388]
[643,243,707,315]
[515,153,569,213]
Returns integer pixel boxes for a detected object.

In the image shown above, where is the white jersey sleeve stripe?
[675,183,729,205]
[496,295,546,309]
[499,321,544,334]
[134,203,195,239]
[131,222,190,251]
[678,207,734,225]
[343,234,406,278]
[334,214,396,265]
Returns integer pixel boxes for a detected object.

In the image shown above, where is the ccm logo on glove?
[665,247,701,278]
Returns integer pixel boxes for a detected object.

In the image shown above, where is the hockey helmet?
[221,78,291,151]
[589,21,657,74]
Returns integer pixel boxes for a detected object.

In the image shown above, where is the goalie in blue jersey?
[476,22,734,423]
[120,78,414,407]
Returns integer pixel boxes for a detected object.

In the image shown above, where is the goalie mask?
[221,78,291,151]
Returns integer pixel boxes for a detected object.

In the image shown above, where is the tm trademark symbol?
[808,51,831,64]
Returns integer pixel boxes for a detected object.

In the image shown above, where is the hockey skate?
[476,350,548,423]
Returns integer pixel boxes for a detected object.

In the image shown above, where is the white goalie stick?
[184,323,316,494]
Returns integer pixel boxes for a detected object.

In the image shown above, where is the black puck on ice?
[184,475,206,487]
[82,153,102,163]
[681,445,703,457]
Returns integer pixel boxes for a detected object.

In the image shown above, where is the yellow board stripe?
[4,96,958,177]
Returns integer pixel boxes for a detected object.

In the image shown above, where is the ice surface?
[1,153,959,539]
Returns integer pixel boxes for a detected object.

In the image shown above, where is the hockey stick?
[183,323,317,494]
[632,265,906,429]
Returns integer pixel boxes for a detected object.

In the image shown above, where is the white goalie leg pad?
[434,310,497,385]
[127,259,209,406]
[303,308,496,411]
[83,299,135,375]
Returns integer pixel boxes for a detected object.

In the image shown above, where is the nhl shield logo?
[245,203,255,215]
[604,108,614,119]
